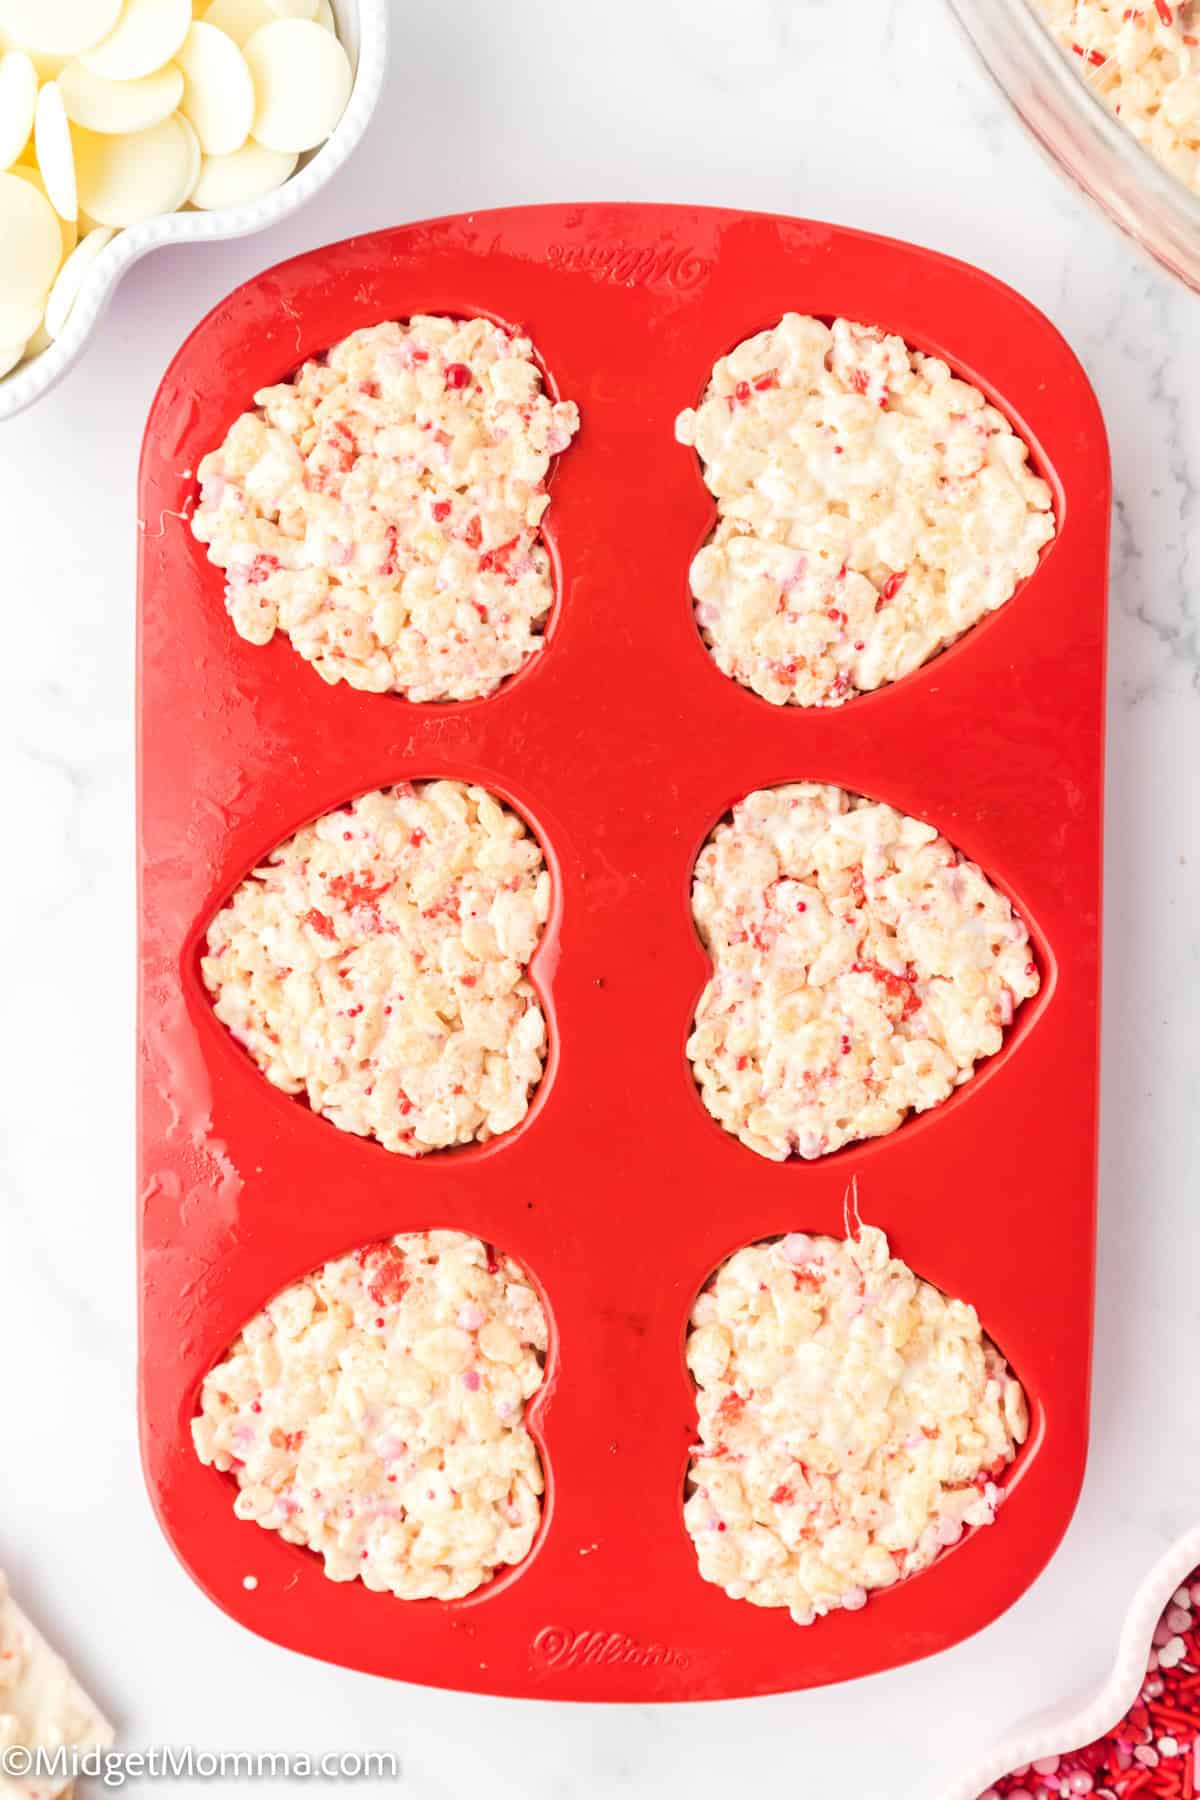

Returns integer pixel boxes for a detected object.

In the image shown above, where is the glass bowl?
[947,0,1200,292]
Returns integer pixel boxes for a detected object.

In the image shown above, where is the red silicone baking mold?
[138,203,1108,1701]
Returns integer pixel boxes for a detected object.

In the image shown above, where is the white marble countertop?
[1,1,1198,1795]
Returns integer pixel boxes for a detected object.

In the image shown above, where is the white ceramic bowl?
[0,0,388,422]
[940,1523,1200,1800]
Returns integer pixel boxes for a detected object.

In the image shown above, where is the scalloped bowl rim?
[0,0,388,423]
[940,1523,1200,1799]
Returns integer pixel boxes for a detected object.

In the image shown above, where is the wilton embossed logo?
[531,1626,689,1672]
[546,241,711,291]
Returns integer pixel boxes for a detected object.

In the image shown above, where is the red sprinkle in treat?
[360,1244,411,1307]
[980,1568,1200,1798]
[444,362,472,389]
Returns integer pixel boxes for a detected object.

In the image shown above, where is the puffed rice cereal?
[190,316,580,700]
[193,1231,548,1600]
[1034,0,1200,193]
[676,315,1055,707]
[687,784,1040,1160]
[201,781,550,1156]
[685,1226,1029,1626]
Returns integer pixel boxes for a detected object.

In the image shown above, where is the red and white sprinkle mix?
[201,781,549,1156]
[980,1571,1200,1799]
[687,784,1040,1161]
[686,1227,1028,1626]
[191,316,579,701]
[1034,1,1200,194]
[676,315,1055,708]
[193,1231,547,1602]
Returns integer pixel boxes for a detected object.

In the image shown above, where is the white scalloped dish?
[941,1523,1200,1800]
[0,0,386,422]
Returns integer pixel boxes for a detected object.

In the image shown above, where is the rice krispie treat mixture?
[687,784,1040,1160]
[0,1571,115,1796]
[686,1226,1028,1626]
[193,1231,548,1600]
[676,315,1056,707]
[202,781,550,1156]
[1035,0,1200,193]
[190,316,580,700]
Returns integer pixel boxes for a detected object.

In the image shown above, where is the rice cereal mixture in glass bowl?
[190,314,580,700]
[685,1226,1028,1626]
[948,0,1200,288]
[687,783,1040,1161]
[201,781,551,1156]
[676,314,1055,709]
[1033,1,1200,193]
[193,1231,548,1601]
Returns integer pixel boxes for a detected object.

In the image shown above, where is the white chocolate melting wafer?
[59,56,183,133]
[81,0,192,79]
[9,158,76,253]
[33,79,76,218]
[245,16,349,151]
[74,109,195,222]
[0,1570,115,1796]
[0,169,60,339]
[201,0,272,42]
[0,0,122,57]
[44,219,112,335]
[190,137,293,206]
[176,20,253,155]
[2,0,355,377]
[178,104,199,193]
[0,47,36,168]
[0,289,43,345]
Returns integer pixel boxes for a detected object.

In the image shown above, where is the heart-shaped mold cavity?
[687,782,1041,1160]
[684,1222,1029,1627]
[189,314,580,702]
[677,313,1056,708]
[200,779,551,1156]
[192,1229,549,1602]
